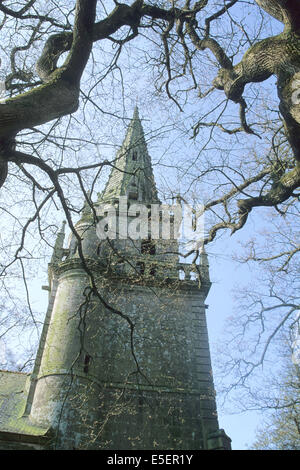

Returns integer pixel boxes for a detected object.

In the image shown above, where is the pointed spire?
[100,108,160,204]
[133,104,139,120]
[51,221,66,263]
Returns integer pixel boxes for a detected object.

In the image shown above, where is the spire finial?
[133,105,139,119]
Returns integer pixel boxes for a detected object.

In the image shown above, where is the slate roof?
[0,370,49,444]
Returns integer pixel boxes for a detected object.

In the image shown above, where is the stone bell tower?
[22,108,231,450]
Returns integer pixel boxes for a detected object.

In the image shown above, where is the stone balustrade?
[110,256,200,282]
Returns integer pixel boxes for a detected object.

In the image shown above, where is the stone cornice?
[49,257,211,294]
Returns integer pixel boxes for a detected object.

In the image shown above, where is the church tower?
[17,108,231,450]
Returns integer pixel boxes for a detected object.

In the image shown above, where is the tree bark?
[255,0,300,32]
[0,0,96,139]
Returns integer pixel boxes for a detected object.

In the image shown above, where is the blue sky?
[207,246,261,450]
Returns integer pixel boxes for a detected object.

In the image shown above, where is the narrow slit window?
[149,266,156,276]
[83,354,91,373]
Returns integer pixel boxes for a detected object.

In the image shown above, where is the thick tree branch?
[235,164,300,231]
[0,0,97,189]
[255,0,300,32]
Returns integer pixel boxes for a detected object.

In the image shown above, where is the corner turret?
[51,221,67,264]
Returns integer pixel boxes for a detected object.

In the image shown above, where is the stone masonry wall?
[27,262,219,449]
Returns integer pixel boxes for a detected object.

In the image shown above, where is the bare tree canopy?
[0,0,298,236]
[0,1,299,434]
[250,337,300,450]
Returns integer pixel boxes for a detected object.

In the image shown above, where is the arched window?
[179,269,185,280]
[127,176,138,200]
